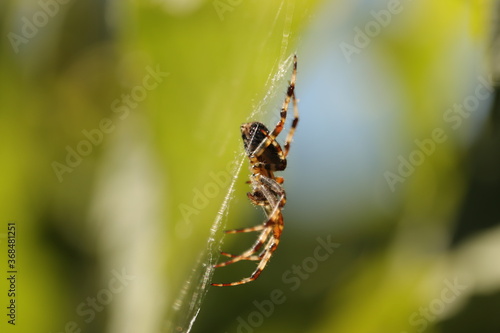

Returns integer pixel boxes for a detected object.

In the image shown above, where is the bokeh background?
[1,0,499,332]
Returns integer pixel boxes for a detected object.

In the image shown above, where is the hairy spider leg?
[245,177,284,185]
[224,224,266,234]
[269,54,297,140]
[240,213,284,285]
[213,175,283,268]
[212,177,285,286]
[250,55,297,159]
[243,125,286,172]
[249,128,287,172]
[283,80,299,158]
[211,197,284,287]
[214,226,273,266]
[248,174,286,213]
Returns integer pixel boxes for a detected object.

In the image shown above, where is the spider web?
[164,3,298,332]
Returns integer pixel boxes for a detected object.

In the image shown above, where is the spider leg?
[259,175,286,209]
[217,225,267,259]
[245,220,283,282]
[212,186,284,272]
[250,149,286,171]
[266,55,297,142]
[217,174,283,261]
[283,77,299,157]
[247,55,297,160]
[220,252,261,260]
[247,192,268,206]
[251,129,287,170]
[224,224,265,234]
[213,226,272,268]
[246,128,286,172]
[247,182,285,205]
[245,174,282,210]
[212,207,284,286]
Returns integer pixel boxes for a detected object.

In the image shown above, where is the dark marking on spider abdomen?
[241,122,286,169]
[241,122,268,153]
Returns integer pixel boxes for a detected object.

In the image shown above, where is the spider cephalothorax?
[212,55,299,287]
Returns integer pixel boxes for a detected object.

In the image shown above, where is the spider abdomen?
[241,122,269,154]
[241,122,287,170]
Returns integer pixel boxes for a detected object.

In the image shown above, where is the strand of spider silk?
[251,54,295,121]
[278,3,295,63]
[172,154,246,333]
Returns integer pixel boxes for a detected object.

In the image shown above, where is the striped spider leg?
[211,55,298,287]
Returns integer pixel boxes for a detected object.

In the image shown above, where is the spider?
[211,55,299,287]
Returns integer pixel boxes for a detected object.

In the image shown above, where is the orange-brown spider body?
[212,55,299,287]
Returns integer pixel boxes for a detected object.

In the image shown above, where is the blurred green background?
[1,0,499,332]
